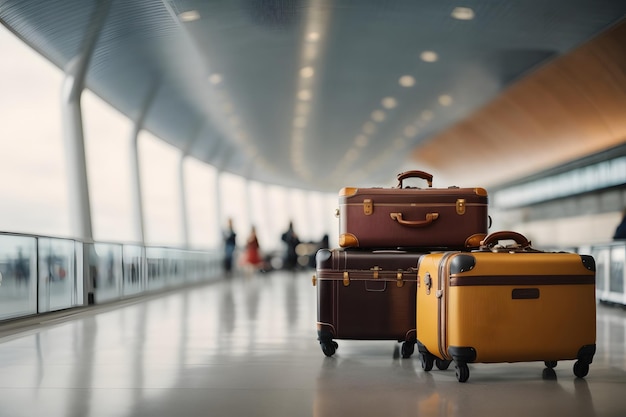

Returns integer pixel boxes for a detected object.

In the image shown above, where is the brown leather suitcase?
[337,170,489,249]
[313,248,424,358]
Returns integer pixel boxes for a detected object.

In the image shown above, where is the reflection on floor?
[0,270,624,417]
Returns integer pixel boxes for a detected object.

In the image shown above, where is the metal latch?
[312,274,317,286]
[456,198,466,215]
[343,271,350,287]
[363,199,373,215]
[424,272,432,295]
[371,266,380,279]
[396,271,404,287]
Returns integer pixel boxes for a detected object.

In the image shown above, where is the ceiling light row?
[337,6,475,177]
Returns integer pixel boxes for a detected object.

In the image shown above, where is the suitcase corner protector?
[339,233,359,247]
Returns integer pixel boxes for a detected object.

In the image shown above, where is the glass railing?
[0,232,223,322]
[578,241,626,306]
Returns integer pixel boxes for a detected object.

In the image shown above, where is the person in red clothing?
[242,226,263,273]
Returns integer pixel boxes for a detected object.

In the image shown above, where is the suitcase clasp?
[363,199,373,215]
[312,274,317,286]
[424,272,432,295]
[456,199,466,215]
[371,266,381,279]
[396,271,404,287]
[343,271,350,286]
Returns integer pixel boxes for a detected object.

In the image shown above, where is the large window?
[184,157,219,249]
[0,25,69,237]
[83,90,135,242]
[139,132,183,246]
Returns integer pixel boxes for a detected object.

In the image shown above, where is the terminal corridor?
[0,270,624,417]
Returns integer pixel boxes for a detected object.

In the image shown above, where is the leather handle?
[480,231,530,248]
[397,170,433,188]
[390,212,439,227]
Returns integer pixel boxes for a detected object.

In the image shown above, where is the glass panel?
[0,235,37,319]
[592,247,608,292]
[90,243,123,303]
[146,247,167,291]
[123,245,144,296]
[610,246,625,294]
[38,238,77,312]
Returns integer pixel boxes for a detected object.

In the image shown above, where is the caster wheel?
[419,353,434,372]
[401,341,415,358]
[321,341,336,357]
[544,360,557,369]
[573,361,589,378]
[435,359,452,370]
[542,368,557,380]
[455,363,470,383]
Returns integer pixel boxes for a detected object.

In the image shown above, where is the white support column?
[179,154,190,249]
[61,0,111,305]
[129,126,146,245]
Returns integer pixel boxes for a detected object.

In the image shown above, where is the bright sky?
[0,25,338,250]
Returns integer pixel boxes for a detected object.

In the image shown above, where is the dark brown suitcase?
[313,248,424,358]
[337,170,489,249]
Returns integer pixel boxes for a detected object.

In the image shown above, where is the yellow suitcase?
[416,231,596,382]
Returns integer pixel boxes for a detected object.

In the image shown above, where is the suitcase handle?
[390,212,439,227]
[480,231,531,248]
[397,170,433,188]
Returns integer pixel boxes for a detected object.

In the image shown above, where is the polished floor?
[0,270,625,417]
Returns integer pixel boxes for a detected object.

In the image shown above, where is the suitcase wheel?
[544,360,558,369]
[320,341,338,357]
[573,361,589,378]
[419,353,434,371]
[401,341,415,359]
[435,359,452,370]
[455,362,470,383]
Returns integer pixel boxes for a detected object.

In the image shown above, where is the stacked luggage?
[314,170,597,383]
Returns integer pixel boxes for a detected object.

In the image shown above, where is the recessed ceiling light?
[178,10,200,22]
[420,51,438,62]
[381,97,397,109]
[355,135,369,147]
[394,138,407,149]
[295,101,310,115]
[346,149,359,161]
[300,66,315,78]
[298,89,312,101]
[307,32,320,42]
[451,7,474,20]
[209,73,222,85]
[403,126,418,138]
[363,121,377,135]
[371,110,386,122]
[293,117,307,128]
[399,75,416,87]
[439,95,453,106]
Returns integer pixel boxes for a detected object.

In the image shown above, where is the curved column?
[61,0,111,306]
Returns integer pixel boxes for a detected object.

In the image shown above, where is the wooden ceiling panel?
[412,20,626,188]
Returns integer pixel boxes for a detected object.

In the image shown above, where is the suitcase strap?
[317,269,417,287]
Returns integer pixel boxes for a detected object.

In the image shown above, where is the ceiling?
[1,0,625,192]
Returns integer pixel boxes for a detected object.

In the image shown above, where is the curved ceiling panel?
[1,0,625,192]
[411,20,626,189]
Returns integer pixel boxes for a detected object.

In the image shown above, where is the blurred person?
[242,225,263,273]
[281,221,300,270]
[14,247,28,287]
[223,218,237,276]
[614,207,626,240]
